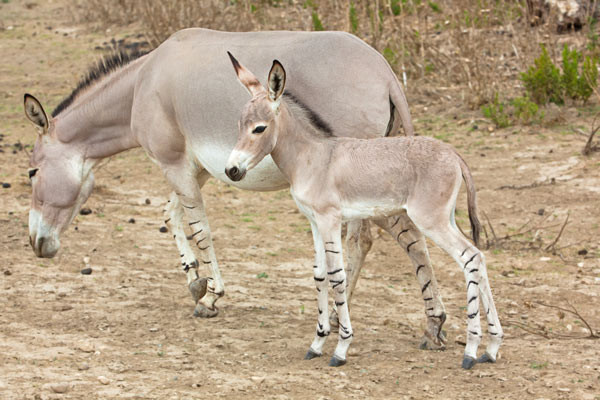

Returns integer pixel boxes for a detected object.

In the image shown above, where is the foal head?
[224,52,286,182]
[23,94,95,258]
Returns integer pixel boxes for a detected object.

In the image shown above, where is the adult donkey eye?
[28,168,39,179]
[252,125,267,134]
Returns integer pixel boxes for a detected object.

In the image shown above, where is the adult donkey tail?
[388,73,415,137]
[457,153,481,246]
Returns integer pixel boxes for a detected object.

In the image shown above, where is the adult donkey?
[24,28,446,348]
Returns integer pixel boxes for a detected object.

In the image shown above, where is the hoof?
[419,331,446,351]
[461,356,477,370]
[477,352,496,364]
[329,356,347,367]
[193,303,218,318]
[189,277,208,304]
[304,349,321,360]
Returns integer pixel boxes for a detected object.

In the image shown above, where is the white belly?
[340,200,404,222]
[189,142,289,191]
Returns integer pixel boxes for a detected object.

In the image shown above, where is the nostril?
[229,166,239,177]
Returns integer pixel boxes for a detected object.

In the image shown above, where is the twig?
[482,210,498,243]
[497,177,555,190]
[544,212,569,252]
[534,301,599,339]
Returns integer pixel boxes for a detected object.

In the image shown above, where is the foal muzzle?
[225,166,247,182]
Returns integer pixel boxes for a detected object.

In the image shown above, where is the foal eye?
[28,168,39,179]
[252,125,267,134]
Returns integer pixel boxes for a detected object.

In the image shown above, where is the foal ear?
[24,94,49,134]
[227,51,264,97]
[267,60,286,103]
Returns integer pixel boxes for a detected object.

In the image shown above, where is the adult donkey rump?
[225,54,503,369]
[23,28,445,348]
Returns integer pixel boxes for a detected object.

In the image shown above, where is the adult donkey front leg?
[161,162,225,318]
[163,192,208,303]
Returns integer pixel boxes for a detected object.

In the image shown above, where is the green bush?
[522,44,598,105]
[521,45,563,105]
[511,96,543,125]
[311,11,324,31]
[481,93,510,128]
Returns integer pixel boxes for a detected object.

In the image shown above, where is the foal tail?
[457,153,481,247]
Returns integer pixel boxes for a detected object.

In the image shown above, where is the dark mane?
[283,91,333,136]
[51,49,148,117]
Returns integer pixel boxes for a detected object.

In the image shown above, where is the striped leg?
[374,213,447,350]
[476,256,503,363]
[409,214,489,369]
[330,219,372,328]
[163,192,207,303]
[162,164,224,318]
[319,217,353,366]
[305,222,330,360]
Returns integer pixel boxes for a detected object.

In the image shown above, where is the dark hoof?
[462,356,477,370]
[304,349,321,360]
[477,352,496,364]
[329,356,347,367]
[193,303,218,318]
[419,332,446,351]
[189,277,208,304]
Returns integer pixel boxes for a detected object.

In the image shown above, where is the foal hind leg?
[330,219,372,328]
[408,211,489,369]
[374,212,447,350]
[163,192,207,303]
[476,258,504,363]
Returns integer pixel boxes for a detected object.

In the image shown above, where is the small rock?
[79,207,92,215]
[537,208,545,216]
[81,267,92,275]
[159,226,168,233]
[1,182,11,189]
[52,304,73,312]
[76,342,95,353]
[50,383,69,393]
[98,376,110,385]
[83,256,90,264]
[78,362,90,371]
[149,327,159,332]
[251,376,265,384]
[578,249,588,256]
[145,198,151,205]
[3,270,11,276]
[128,218,135,224]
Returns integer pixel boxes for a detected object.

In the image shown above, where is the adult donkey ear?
[267,60,286,104]
[227,51,264,97]
[24,94,49,134]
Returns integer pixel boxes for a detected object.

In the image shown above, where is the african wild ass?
[224,53,503,369]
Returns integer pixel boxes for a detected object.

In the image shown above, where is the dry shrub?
[77,0,597,108]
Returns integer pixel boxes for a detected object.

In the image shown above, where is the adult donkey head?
[225,52,286,182]
[23,94,95,258]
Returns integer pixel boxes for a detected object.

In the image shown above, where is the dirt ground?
[1,2,599,399]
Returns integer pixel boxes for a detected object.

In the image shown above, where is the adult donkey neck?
[52,52,149,159]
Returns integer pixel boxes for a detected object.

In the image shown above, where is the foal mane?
[283,91,333,137]
[52,49,148,117]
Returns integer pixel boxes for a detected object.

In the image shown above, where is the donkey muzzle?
[225,166,246,182]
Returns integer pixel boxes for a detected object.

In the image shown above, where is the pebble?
[1,182,11,189]
[78,362,90,371]
[159,226,168,233]
[3,270,11,276]
[128,218,135,223]
[98,376,110,385]
[50,383,69,393]
[149,327,159,332]
[52,304,73,312]
[251,376,265,384]
[76,342,95,353]
[145,198,151,205]
[79,207,92,215]
[81,267,92,275]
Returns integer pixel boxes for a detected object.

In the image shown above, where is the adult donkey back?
[24,28,447,348]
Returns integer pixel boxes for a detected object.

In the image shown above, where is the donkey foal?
[224,53,503,369]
